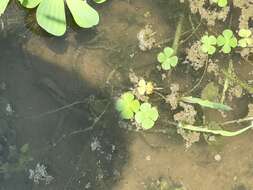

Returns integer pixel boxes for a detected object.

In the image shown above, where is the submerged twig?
[155,29,193,47]
[52,101,111,148]
[153,90,167,101]
[220,60,233,103]
[180,18,202,45]
[21,100,87,119]
[221,117,253,126]
[69,102,110,136]
[185,58,208,95]
[221,69,253,94]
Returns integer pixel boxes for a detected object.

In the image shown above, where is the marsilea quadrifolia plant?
[0,0,107,36]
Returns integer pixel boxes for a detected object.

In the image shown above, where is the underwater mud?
[1,0,253,190]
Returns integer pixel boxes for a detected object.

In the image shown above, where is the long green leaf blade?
[0,0,9,16]
[178,123,253,137]
[66,0,99,28]
[18,0,42,8]
[36,0,66,36]
[181,96,232,111]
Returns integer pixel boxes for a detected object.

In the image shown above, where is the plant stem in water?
[172,14,184,54]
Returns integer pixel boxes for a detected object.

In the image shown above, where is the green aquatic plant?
[200,35,217,55]
[0,0,107,36]
[135,103,159,130]
[212,0,228,7]
[0,0,9,15]
[157,47,178,70]
[217,29,238,53]
[181,96,232,111]
[238,29,253,48]
[0,143,33,174]
[116,92,140,119]
[178,122,253,137]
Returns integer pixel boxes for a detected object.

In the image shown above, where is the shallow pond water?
[0,0,253,190]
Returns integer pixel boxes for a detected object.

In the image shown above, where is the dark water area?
[0,0,253,190]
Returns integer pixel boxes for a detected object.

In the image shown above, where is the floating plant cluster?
[0,0,107,36]
[115,0,253,148]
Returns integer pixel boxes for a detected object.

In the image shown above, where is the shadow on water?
[0,27,127,190]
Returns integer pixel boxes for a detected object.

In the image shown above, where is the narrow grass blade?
[181,96,232,111]
[178,122,253,137]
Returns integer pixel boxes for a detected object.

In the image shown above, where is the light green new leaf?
[178,122,253,137]
[66,0,99,28]
[116,92,140,119]
[217,29,237,53]
[238,29,253,47]
[201,35,217,55]
[181,96,232,111]
[135,103,158,130]
[213,0,228,7]
[157,47,178,71]
[18,0,42,8]
[0,0,9,16]
[36,0,66,36]
[239,29,252,38]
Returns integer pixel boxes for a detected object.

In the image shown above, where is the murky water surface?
[0,0,253,190]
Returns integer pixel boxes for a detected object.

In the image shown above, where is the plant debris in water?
[29,163,54,185]
[137,25,156,51]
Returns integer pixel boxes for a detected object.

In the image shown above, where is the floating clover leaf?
[201,35,217,55]
[217,29,238,53]
[137,79,154,95]
[238,29,253,48]
[157,47,178,70]
[116,92,140,119]
[135,103,159,130]
[212,0,228,7]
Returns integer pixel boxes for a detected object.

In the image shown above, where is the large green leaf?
[18,0,42,8]
[0,0,9,16]
[66,0,99,28]
[36,0,66,36]
[181,96,232,111]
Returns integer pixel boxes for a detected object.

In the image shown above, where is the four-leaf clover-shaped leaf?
[238,29,253,48]
[212,0,228,7]
[217,29,238,53]
[157,47,178,70]
[201,35,217,55]
[116,92,140,119]
[135,103,159,130]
